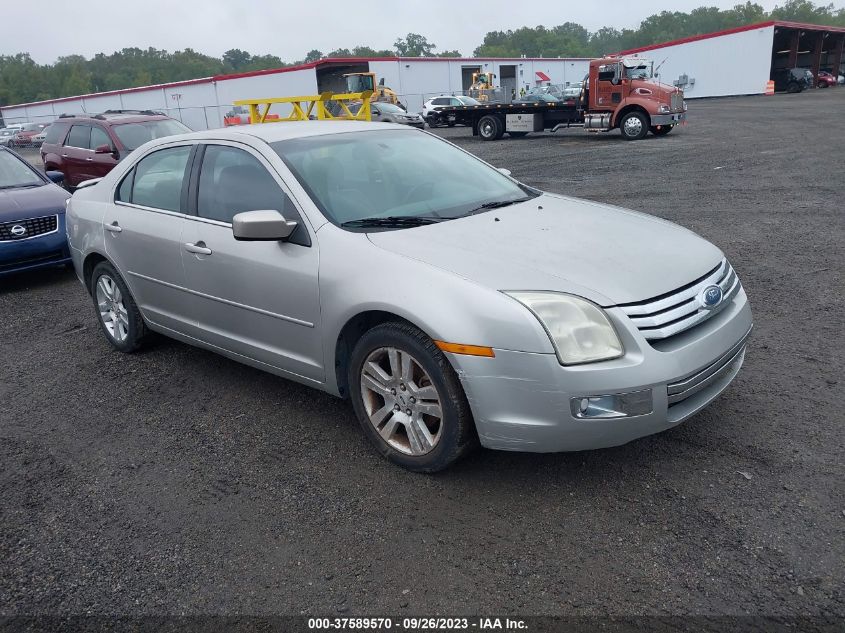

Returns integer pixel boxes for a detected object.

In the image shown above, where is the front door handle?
[184,241,212,255]
[105,222,122,233]
[86,157,93,162]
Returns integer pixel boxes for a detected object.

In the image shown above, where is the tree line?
[1,1,843,107]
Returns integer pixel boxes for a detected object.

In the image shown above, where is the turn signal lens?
[435,341,495,357]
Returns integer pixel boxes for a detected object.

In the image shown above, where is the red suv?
[40,110,191,188]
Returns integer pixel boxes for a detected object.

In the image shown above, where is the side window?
[131,146,192,212]
[44,123,69,145]
[598,65,617,82]
[90,126,112,151]
[116,168,134,202]
[66,125,91,149]
[450,98,463,106]
[432,98,448,106]
[197,145,300,225]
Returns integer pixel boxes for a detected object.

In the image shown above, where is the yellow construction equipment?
[344,72,403,108]
[232,90,374,124]
[469,72,496,101]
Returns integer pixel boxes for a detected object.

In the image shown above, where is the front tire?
[91,261,149,353]
[348,322,477,472]
[619,111,648,140]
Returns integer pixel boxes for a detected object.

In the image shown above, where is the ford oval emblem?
[10,224,26,237]
[700,284,723,309]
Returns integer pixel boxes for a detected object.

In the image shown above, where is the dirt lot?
[2,91,843,624]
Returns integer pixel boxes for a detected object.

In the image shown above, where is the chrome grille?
[0,215,58,241]
[670,92,683,111]
[618,259,741,341]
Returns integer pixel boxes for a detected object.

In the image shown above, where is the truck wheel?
[650,125,673,136]
[478,115,501,141]
[619,111,648,141]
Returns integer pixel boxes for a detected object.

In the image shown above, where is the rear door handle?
[86,157,93,162]
[184,241,212,255]
[105,222,122,233]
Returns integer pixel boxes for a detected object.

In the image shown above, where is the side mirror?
[94,144,113,154]
[232,209,297,241]
[496,167,512,177]
[46,170,64,184]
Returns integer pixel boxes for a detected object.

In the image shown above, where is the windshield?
[623,63,653,80]
[0,150,43,188]
[457,96,481,105]
[112,119,191,150]
[272,129,536,228]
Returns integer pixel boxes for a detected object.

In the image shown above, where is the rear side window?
[66,125,91,149]
[124,146,191,212]
[432,98,448,105]
[44,123,70,145]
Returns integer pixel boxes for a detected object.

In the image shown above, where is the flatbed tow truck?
[436,56,687,141]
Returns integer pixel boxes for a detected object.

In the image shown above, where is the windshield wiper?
[468,196,535,214]
[0,183,42,190]
[340,216,442,228]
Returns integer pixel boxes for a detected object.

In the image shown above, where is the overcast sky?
[6,0,785,64]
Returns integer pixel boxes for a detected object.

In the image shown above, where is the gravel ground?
[1,91,843,624]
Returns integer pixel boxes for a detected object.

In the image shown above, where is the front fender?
[612,97,657,127]
[316,226,555,395]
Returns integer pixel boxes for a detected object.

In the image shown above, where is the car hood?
[0,183,70,222]
[366,193,723,306]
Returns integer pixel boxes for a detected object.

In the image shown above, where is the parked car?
[0,146,71,276]
[816,70,837,88]
[422,95,481,127]
[512,93,561,104]
[67,121,752,472]
[40,110,191,188]
[771,67,812,93]
[30,126,50,147]
[368,102,425,128]
[0,128,19,146]
[10,122,50,147]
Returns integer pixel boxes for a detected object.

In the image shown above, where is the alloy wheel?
[359,347,443,455]
[95,274,129,342]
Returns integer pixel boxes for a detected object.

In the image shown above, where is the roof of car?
[162,120,412,145]
[55,111,172,125]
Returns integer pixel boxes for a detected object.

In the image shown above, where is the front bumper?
[447,287,752,452]
[650,112,686,126]
[0,214,71,277]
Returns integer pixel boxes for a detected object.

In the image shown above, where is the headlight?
[658,104,670,113]
[505,292,623,365]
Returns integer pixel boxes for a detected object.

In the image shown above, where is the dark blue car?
[0,146,71,277]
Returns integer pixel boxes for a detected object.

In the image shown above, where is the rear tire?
[650,125,673,136]
[786,81,800,93]
[348,322,477,472]
[478,115,502,141]
[90,261,149,353]
[619,111,648,141]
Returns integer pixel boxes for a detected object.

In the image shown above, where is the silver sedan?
[66,121,752,472]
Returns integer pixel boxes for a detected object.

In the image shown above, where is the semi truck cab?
[584,57,687,139]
